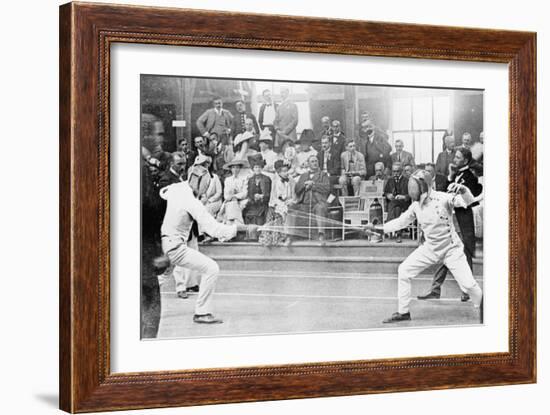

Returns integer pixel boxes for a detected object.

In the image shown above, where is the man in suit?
[273,86,299,148]
[368,161,388,182]
[317,135,341,189]
[418,147,483,301]
[258,89,278,147]
[356,119,392,178]
[383,162,411,243]
[390,139,415,169]
[339,140,367,196]
[284,155,331,245]
[330,120,346,156]
[232,100,259,136]
[196,97,234,141]
[435,135,456,176]
[313,116,332,152]
[425,162,447,191]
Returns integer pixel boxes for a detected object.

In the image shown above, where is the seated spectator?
[187,154,212,199]
[202,164,223,219]
[339,140,367,196]
[218,159,250,226]
[284,155,330,245]
[461,132,473,149]
[258,128,279,179]
[232,131,257,179]
[403,163,414,179]
[368,161,387,183]
[390,139,415,168]
[384,162,410,243]
[244,117,260,151]
[158,152,186,189]
[244,155,272,227]
[425,162,447,191]
[259,160,297,246]
[281,138,299,177]
[295,130,318,176]
[317,134,341,189]
[205,132,227,179]
[176,138,193,161]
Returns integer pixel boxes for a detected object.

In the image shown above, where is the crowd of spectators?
[142,90,484,246]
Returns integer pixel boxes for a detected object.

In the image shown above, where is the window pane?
[392,98,412,130]
[434,131,446,154]
[412,97,432,130]
[433,96,450,129]
[392,132,413,156]
[414,131,433,164]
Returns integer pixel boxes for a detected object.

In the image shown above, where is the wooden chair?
[339,196,369,240]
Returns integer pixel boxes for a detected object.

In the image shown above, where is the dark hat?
[274,159,287,171]
[248,153,265,168]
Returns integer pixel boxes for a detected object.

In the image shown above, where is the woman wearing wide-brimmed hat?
[257,128,278,179]
[217,158,250,230]
[258,159,296,246]
[295,129,318,176]
[187,153,212,200]
[243,154,272,228]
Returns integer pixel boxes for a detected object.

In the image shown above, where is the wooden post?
[343,85,356,139]
[183,78,196,146]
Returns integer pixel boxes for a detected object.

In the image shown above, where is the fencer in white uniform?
[366,169,483,323]
[160,181,243,324]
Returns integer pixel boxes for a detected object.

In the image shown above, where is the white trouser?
[172,237,199,292]
[172,266,199,293]
[164,240,220,315]
[397,243,482,314]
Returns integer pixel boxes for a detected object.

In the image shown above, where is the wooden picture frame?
[59,2,536,412]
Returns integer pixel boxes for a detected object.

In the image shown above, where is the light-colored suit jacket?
[340,151,367,177]
[196,108,233,136]
[273,99,298,141]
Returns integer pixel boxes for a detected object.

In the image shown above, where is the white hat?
[193,153,212,166]
[223,158,250,170]
[258,128,273,143]
[233,131,255,147]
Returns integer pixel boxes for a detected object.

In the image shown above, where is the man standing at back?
[435,135,456,176]
[196,97,234,142]
[273,86,299,147]
[258,89,278,145]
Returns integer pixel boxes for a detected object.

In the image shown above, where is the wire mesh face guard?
[408,170,432,201]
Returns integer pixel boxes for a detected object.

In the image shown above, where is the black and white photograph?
[140,75,485,340]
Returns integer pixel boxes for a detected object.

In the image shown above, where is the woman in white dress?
[217,158,250,229]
